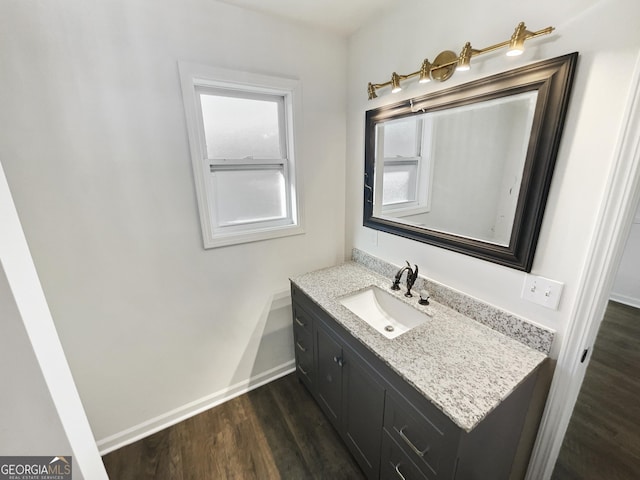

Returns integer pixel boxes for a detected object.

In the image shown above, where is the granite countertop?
[290,261,548,432]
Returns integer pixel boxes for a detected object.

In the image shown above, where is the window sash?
[382,117,423,158]
[196,88,293,231]
[381,158,420,206]
[196,86,288,162]
[208,163,292,229]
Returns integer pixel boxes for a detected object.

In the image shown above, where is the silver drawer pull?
[393,463,406,480]
[399,426,430,457]
[294,317,306,327]
[296,341,307,352]
[298,364,308,375]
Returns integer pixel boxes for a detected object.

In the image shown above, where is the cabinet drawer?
[292,303,313,336]
[380,431,430,480]
[384,393,456,478]
[293,317,312,356]
[294,326,313,375]
[295,353,314,387]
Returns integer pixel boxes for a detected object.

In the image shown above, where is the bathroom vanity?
[290,259,551,480]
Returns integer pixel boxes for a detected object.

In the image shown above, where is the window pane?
[209,167,287,225]
[200,93,282,159]
[383,118,420,158]
[382,163,418,205]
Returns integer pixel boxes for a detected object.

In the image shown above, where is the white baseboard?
[96,360,296,455]
[609,292,640,309]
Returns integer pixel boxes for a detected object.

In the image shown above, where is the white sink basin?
[339,286,429,339]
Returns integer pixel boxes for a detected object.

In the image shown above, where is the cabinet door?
[343,352,385,479]
[315,325,344,430]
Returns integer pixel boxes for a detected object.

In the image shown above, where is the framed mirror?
[364,53,578,271]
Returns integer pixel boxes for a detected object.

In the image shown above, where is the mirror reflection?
[373,91,538,246]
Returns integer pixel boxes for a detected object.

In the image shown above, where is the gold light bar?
[367,22,554,100]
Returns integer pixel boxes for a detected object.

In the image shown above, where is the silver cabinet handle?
[399,426,429,457]
[296,341,306,352]
[333,356,344,367]
[394,463,406,480]
[298,364,308,375]
[294,317,305,327]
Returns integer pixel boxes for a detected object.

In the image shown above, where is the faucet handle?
[419,289,430,305]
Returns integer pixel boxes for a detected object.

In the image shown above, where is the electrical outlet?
[521,274,564,310]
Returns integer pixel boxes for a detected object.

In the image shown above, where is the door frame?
[526,51,640,479]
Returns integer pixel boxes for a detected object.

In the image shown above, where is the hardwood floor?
[552,301,640,479]
[102,373,366,480]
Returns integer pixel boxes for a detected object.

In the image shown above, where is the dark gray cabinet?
[291,283,545,480]
[293,285,386,479]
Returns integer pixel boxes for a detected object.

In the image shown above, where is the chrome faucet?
[391,261,419,297]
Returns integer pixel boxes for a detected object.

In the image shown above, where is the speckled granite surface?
[290,261,548,432]
[353,248,555,355]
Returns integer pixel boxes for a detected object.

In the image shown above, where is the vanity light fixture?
[367,21,554,100]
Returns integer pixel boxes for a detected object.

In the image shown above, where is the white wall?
[347,0,640,358]
[0,0,347,448]
[611,200,640,307]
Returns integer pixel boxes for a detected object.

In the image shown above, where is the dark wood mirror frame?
[364,52,578,272]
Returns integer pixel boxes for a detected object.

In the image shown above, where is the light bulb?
[391,73,402,93]
[419,59,431,83]
[457,42,472,72]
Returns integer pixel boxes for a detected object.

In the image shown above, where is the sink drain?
[384,325,395,332]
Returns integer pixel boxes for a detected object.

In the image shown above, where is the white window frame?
[373,118,432,218]
[178,62,304,248]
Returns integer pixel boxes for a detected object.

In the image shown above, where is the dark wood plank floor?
[552,301,640,480]
[102,373,366,480]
